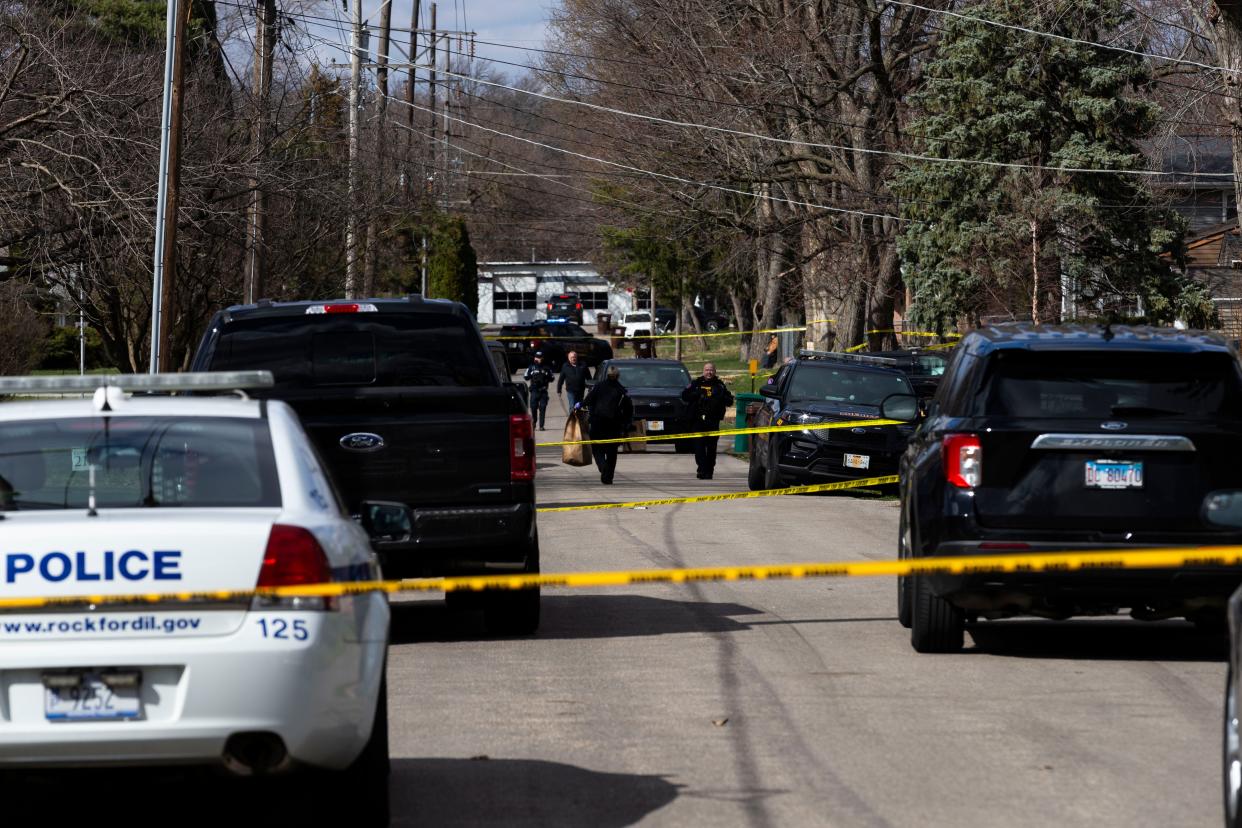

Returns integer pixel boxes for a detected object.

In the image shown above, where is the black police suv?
[191,297,541,635]
[748,351,920,492]
[496,321,612,370]
[899,323,1242,653]
[598,358,695,450]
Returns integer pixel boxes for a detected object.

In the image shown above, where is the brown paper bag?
[561,410,593,467]
[621,419,646,453]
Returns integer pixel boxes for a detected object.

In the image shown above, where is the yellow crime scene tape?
[1,545,1239,610]
[487,319,835,342]
[537,474,898,513]
[536,416,903,448]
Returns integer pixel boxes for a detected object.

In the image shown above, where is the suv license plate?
[648,420,664,431]
[45,672,141,721]
[1085,459,1143,489]
[844,453,870,469]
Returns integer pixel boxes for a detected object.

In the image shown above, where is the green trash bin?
[734,393,763,453]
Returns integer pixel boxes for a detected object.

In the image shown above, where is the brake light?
[253,525,335,611]
[305,303,378,314]
[258,524,332,586]
[943,434,982,489]
[575,303,582,309]
[510,413,535,481]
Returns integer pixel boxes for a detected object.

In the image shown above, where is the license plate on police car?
[648,420,664,431]
[844,453,870,469]
[44,672,141,721]
[1085,459,1143,490]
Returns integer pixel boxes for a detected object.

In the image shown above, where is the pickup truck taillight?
[510,413,535,481]
[253,524,336,611]
[943,434,982,489]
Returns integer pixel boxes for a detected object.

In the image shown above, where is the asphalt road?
[0,394,1224,826]
[384,396,1227,827]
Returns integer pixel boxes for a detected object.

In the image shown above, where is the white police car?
[0,373,390,820]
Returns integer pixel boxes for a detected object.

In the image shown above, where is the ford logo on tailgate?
[340,432,385,452]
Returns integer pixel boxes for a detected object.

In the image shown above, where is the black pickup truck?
[190,297,540,635]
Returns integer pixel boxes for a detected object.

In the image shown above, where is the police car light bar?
[0,371,275,394]
[798,349,901,366]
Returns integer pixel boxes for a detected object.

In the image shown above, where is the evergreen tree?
[896,0,1213,329]
[426,215,478,316]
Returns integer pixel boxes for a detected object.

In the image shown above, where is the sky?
[293,0,553,77]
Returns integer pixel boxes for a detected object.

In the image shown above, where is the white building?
[477,261,639,325]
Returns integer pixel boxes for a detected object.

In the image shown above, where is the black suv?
[545,293,583,323]
[190,297,540,635]
[899,323,1242,652]
[496,321,612,370]
[748,350,919,491]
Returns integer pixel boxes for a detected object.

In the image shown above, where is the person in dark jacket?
[582,365,633,485]
[523,351,555,430]
[681,363,734,480]
[556,349,591,410]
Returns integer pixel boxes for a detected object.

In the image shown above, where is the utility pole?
[150,0,192,373]
[424,3,437,298]
[403,0,420,202]
[244,0,275,305]
[344,0,363,299]
[363,0,393,297]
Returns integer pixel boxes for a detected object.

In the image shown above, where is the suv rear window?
[209,314,493,388]
[0,417,280,511]
[977,350,1242,419]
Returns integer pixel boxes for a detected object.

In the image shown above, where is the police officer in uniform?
[681,362,734,480]
[582,365,633,485]
[523,350,555,430]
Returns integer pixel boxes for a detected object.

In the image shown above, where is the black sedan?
[600,358,696,451]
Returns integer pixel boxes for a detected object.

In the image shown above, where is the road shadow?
[965,618,1228,662]
[389,594,766,644]
[390,757,680,827]
[0,758,680,827]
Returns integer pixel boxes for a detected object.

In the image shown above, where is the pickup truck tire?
[910,574,964,653]
[705,320,721,333]
[483,539,541,637]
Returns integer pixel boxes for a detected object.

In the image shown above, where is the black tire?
[910,573,964,653]
[329,676,389,826]
[1225,667,1241,828]
[764,441,783,489]
[483,539,541,636]
[897,510,912,629]
[747,446,766,491]
[675,439,695,455]
[706,320,721,333]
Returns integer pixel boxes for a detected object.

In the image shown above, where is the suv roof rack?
[797,349,900,367]
[0,371,274,395]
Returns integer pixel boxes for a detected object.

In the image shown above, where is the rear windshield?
[0,417,280,511]
[611,363,691,388]
[626,313,651,323]
[977,351,1242,418]
[787,364,914,406]
[208,313,494,388]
